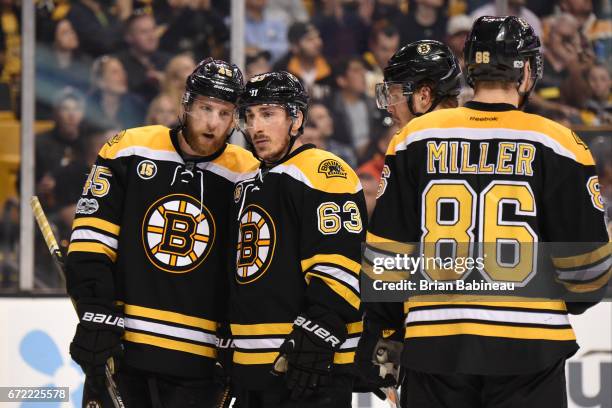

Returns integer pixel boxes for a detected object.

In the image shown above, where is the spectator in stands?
[446,14,474,105]
[35,88,86,211]
[398,0,447,45]
[446,14,471,72]
[274,22,333,100]
[363,22,400,98]
[86,55,146,129]
[311,0,371,62]
[558,0,612,50]
[50,125,117,253]
[67,0,123,58]
[244,0,288,64]
[582,63,612,125]
[36,18,92,119]
[157,0,228,61]
[160,53,196,109]
[357,171,379,219]
[532,13,585,121]
[116,12,171,104]
[145,93,179,127]
[326,56,386,160]
[266,0,309,24]
[308,102,358,168]
[357,124,397,177]
[471,0,542,37]
[245,48,272,81]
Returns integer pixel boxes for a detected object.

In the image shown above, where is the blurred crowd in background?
[0,0,610,290]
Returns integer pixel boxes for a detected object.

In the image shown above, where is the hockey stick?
[30,196,125,408]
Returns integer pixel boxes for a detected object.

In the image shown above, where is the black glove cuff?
[292,313,347,351]
[76,298,124,333]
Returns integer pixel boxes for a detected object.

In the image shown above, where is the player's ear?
[519,61,532,93]
[291,111,304,135]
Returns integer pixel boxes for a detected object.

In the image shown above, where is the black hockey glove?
[272,313,347,400]
[354,324,402,400]
[70,298,124,383]
[215,323,234,385]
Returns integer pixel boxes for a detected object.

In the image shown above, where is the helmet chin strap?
[516,67,536,110]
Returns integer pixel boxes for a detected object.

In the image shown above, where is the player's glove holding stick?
[214,323,236,408]
[70,298,125,385]
[354,323,402,407]
[272,312,347,400]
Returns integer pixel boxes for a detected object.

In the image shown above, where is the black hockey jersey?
[364,101,611,375]
[66,125,258,379]
[229,144,367,389]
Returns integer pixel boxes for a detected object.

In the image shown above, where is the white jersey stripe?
[124,317,217,345]
[70,229,118,249]
[113,146,183,163]
[405,308,570,326]
[233,338,285,350]
[233,336,359,350]
[197,162,253,183]
[395,128,577,163]
[312,265,360,294]
[557,256,611,282]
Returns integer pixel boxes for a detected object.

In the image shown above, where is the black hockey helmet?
[464,16,542,88]
[376,40,462,116]
[236,71,309,134]
[183,57,244,106]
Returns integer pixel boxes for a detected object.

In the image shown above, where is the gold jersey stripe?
[124,331,216,357]
[404,297,568,313]
[72,217,120,236]
[346,321,363,334]
[231,323,293,336]
[233,351,355,365]
[552,243,611,269]
[305,271,360,310]
[301,253,361,275]
[124,304,217,331]
[233,351,279,365]
[405,322,576,341]
[333,351,355,364]
[68,241,117,262]
[365,232,416,254]
[558,268,612,293]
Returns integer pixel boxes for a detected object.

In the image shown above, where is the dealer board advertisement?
[0,298,609,407]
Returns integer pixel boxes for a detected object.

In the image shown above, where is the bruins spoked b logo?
[142,194,215,273]
[236,204,276,284]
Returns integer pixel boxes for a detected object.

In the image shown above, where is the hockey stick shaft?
[30,196,125,408]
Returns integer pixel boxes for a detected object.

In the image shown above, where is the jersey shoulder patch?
[99,125,175,160]
[282,148,361,194]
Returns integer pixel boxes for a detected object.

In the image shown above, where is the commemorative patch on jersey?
[142,194,215,273]
[107,130,126,146]
[137,160,157,180]
[236,204,276,284]
[76,198,99,215]
[318,159,347,179]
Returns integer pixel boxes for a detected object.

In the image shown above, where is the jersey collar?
[464,101,518,112]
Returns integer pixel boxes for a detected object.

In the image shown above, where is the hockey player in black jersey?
[362,16,611,408]
[66,58,258,407]
[355,39,463,400]
[229,71,367,407]
[375,39,462,127]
